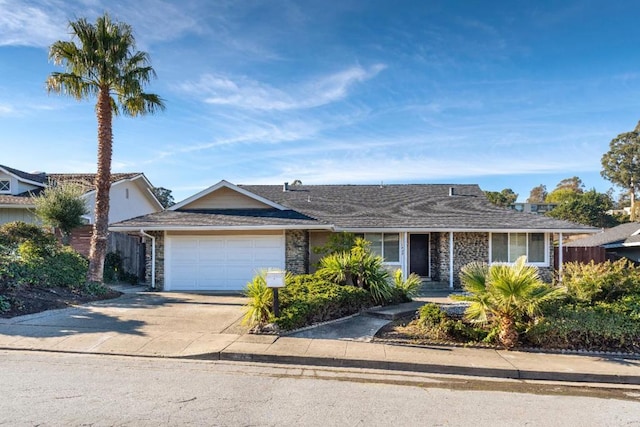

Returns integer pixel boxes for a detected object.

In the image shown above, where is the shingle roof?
[239,184,596,231]
[110,183,598,232]
[47,173,142,192]
[565,222,640,247]
[111,209,324,229]
[0,165,47,184]
[0,192,41,206]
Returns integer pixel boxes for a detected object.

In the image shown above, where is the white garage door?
[165,235,285,291]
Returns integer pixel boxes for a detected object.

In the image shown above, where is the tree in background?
[47,14,165,282]
[554,176,584,193]
[527,184,547,203]
[33,183,88,245]
[484,188,518,207]
[151,187,175,208]
[601,121,640,221]
[546,189,617,228]
[546,176,585,204]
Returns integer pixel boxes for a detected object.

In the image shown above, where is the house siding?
[286,229,309,275]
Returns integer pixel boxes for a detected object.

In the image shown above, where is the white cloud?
[0,0,200,48]
[0,0,66,47]
[179,64,387,111]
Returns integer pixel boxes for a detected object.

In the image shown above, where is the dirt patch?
[0,284,122,318]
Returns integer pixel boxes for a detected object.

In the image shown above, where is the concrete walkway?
[1,290,639,386]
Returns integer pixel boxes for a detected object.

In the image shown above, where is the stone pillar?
[143,231,164,290]
[436,232,489,288]
[285,230,309,275]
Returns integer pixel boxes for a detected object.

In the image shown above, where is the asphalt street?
[2,351,639,426]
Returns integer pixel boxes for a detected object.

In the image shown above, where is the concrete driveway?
[0,291,252,357]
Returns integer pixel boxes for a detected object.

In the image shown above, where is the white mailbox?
[265,270,286,288]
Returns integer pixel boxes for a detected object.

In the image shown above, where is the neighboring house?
[110,180,597,292]
[0,165,163,257]
[564,222,640,263]
[511,202,557,214]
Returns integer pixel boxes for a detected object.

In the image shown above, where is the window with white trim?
[490,232,547,265]
[0,180,10,193]
[358,233,400,263]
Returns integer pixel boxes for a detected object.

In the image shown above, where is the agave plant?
[453,256,563,349]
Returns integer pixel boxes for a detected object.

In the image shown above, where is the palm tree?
[453,256,562,349]
[47,14,165,282]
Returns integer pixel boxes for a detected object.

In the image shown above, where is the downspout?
[449,232,454,289]
[558,232,563,282]
[139,229,156,289]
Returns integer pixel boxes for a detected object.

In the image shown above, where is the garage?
[165,234,285,291]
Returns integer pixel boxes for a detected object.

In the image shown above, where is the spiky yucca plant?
[318,238,392,304]
[392,269,423,300]
[242,272,273,329]
[453,256,563,349]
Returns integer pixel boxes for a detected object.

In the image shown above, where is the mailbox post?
[265,270,285,317]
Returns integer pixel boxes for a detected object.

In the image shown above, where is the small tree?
[151,187,175,208]
[484,188,518,207]
[527,184,547,203]
[33,184,88,245]
[601,121,640,221]
[546,189,616,228]
[453,256,563,349]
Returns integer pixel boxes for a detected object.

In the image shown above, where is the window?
[0,180,9,193]
[361,233,400,263]
[491,232,547,264]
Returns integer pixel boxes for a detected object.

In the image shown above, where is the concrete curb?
[214,351,640,385]
[2,345,639,385]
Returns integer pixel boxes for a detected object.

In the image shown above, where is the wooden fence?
[63,226,145,280]
[554,246,607,266]
[108,231,145,280]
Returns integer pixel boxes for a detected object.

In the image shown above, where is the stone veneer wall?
[537,234,555,283]
[286,229,309,275]
[143,231,165,290]
[437,232,490,288]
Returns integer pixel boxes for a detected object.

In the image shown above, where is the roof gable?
[171,180,288,211]
[0,165,47,187]
[566,222,640,247]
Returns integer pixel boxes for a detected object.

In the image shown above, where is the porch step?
[366,301,425,320]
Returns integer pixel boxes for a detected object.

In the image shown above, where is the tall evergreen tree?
[601,121,640,221]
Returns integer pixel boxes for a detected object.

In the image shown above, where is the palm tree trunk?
[498,315,518,349]
[87,87,113,283]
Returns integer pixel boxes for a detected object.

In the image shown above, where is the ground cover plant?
[0,221,118,318]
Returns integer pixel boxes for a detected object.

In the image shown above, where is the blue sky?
[1,1,640,203]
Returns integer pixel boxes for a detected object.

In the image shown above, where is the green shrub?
[392,269,422,300]
[416,303,488,342]
[0,222,58,255]
[275,274,370,331]
[0,295,10,313]
[21,247,88,288]
[242,272,274,329]
[525,304,640,353]
[317,238,393,305]
[561,259,640,304]
[103,252,139,284]
[84,281,110,296]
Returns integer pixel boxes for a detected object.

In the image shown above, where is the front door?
[409,234,430,277]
